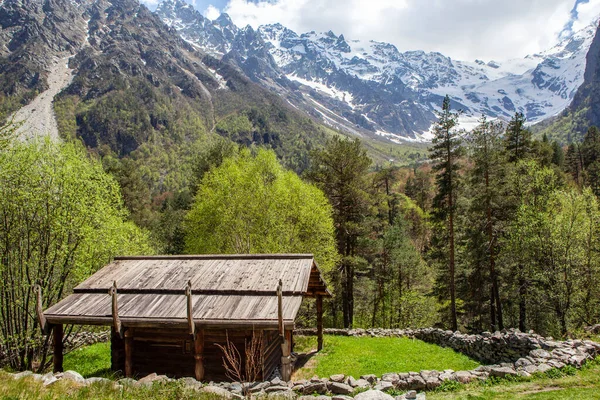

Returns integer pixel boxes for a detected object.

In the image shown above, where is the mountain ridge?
[156,0,599,142]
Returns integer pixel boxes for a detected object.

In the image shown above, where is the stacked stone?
[5,327,600,398]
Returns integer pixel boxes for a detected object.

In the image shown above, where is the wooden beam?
[277,279,284,337]
[44,315,296,330]
[124,329,134,378]
[110,281,123,338]
[52,324,63,373]
[194,329,204,381]
[280,329,292,381]
[33,285,49,335]
[186,280,195,337]
[316,295,323,351]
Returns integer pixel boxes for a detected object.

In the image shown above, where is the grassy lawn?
[63,342,112,378]
[429,358,600,400]
[293,335,480,379]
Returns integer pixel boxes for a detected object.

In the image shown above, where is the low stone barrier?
[295,327,599,365]
[3,328,600,400]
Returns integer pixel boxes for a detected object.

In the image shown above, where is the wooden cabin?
[38,254,330,381]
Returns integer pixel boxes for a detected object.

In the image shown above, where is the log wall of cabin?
[110,327,285,381]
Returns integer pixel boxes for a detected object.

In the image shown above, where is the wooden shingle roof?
[43,254,329,329]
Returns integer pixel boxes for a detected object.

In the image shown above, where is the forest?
[1,93,600,371]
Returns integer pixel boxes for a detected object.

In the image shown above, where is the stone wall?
[4,327,600,399]
[295,327,594,365]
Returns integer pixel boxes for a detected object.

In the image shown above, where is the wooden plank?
[53,324,63,373]
[194,329,204,381]
[125,329,134,377]
[317,295,323,351]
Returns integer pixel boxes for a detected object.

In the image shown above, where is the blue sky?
[143,0,600,61]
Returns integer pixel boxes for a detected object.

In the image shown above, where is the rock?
[266,386,293,393]
[373,381,394,392]
[268,391,297,400]
[569,354,589,367]
[524,365,539,374]
[514,358,532,368]
[405,391,417,400]
[406,375,426,390]
[332,396,353,400]
[530,349,551,359]
[354,389,395,400]
[119,378,137,386]
[361,374,378,384]
[13,371,33,379]
[137,373,159,387]
[43,376,59,387]
[381,373,399,383]
[328,382,354,395]
[302,381,328,395]
[490,367,518,378]
[536,363,553,373]
[424,377,440,390]
[330,374,345,383]
[272,377,285,386]
[348,377,370,388]
[201,385,236,399]
[454,371,472,384]
[250,381,272,393]
[298,396,329,400]
[62,370,85,384]
[85,377,113,385]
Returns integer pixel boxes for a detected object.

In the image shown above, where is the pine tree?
[565,143,584,186]
[429,95,463,331]
[465,115,506,331]
[505,112,532,162]
[582,126,600,197]
[306,137,372,328]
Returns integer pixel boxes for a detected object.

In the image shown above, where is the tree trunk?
[519,271,527,332]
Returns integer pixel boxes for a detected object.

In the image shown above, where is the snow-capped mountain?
[156,0,599,142]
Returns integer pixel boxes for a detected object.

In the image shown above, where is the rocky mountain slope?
[537,19,600,143]
[156,0,599,142]
[0,0,347,187]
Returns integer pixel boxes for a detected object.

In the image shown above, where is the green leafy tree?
[503,160,559,332]
[0,139,153,371]
[185,148,338,273]
[306,137,372,328]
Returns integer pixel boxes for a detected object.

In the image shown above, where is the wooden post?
[277,279,283,336]
[316,295,323,351]
[33,285,49,335]
[194,329,204,381]
[110,281,123,338]
[124,329,134,378]
[186,280,196,337]
[52,324,63,373]
[280,329,292,382]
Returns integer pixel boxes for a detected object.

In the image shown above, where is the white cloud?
[203,4,221,20]
[221,0,599,61]
[572,0,600,31]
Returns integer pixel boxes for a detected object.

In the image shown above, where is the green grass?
[428,359,600,400]
[293,335,480,379]
[63,342,112,378]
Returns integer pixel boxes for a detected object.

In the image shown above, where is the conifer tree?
[306,137,372,328]
[465,115,505,331]
[505,112,532,162]
[429,95,463,331]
